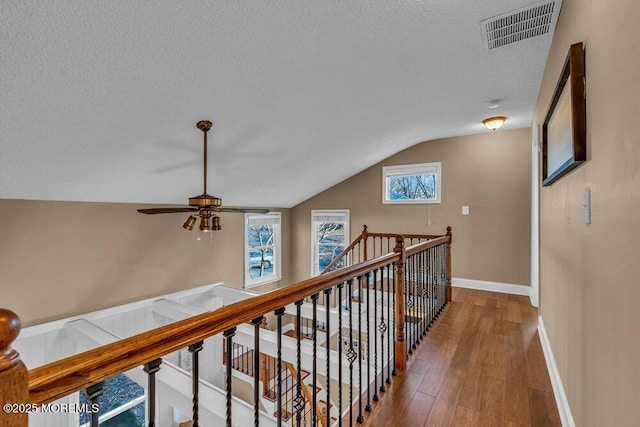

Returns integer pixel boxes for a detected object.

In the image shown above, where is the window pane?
[248,247,275,279]
[388,173,437,200]
[317,223,345,244]
[79,374,144,426]
[318,245,346,272]
[247,224,275,248]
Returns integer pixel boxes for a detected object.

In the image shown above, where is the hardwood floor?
[363,287,561,427]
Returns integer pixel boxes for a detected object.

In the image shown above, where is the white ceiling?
[1,0,560,208]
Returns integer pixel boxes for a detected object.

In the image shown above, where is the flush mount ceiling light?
[483,116,507,131]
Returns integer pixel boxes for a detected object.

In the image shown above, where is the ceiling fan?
[137,120,269,232]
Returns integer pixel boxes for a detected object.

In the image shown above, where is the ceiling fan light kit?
[138,120,268,231]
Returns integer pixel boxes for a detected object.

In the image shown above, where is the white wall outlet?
[462,205,470,215]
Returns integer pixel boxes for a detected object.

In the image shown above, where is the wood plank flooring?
[363,287,561,427]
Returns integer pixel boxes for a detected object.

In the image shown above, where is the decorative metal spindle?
[85,381,104,427]
[347,279,355,427]
[418,252,423,338]
[378,266,386,392]
[414,254,419,348]
[365,272,372,412]
[420,247,429,339]
[432,247,437,325]
[252,317,263,427]
[444,243,448,308]
[406,257,412,357]
[385,263,391,385]
[437,245,441,314]
[223,330,236,427]
[324,287,332,427]
[189,340,204,427]
[144,358,162,427]
[357,275,365,423]
[436,245,441,315]
[338,281,344,427]
[294,300,304,427]
[414,253,418,339]
[391,262,397,377]
[373,267,379,402]
[275,307,285,427]
[311,293,319,427]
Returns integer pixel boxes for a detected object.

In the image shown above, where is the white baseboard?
[538,316,576,427]
[452,277,530,297]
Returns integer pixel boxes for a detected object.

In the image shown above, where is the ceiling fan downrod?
[196,120,212,195]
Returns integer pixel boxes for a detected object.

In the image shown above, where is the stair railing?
[0,227,452,427]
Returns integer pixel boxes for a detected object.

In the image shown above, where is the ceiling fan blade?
[217,208,270,214]
[137,208,198,214]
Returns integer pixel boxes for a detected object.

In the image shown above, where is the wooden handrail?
[366,232,445,240]
[319,227,368,275]
[27,252,400,404]
[404,235,450,256]
[320,225,445,275]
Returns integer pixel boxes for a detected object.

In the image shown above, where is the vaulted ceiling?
[1,0,560,208]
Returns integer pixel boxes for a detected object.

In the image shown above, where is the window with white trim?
[245,212,281,288]
[382,162,441,204]
[311,210,350,276]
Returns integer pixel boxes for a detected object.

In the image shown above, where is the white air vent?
[481,1,557,50]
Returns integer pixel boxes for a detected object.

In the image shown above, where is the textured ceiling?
[1,0,560,208]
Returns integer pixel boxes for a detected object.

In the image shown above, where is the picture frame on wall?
[542,42,586,186]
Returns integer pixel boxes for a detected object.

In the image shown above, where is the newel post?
[446,226,453,302]
[362,225,369,261]
[0,309,28,427]
[393,235,406,373]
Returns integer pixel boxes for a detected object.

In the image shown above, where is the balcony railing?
[0,226,452,427]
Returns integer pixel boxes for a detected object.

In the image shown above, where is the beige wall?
[535,1,640,426]
[291,128,532,286]
[0,199,291,326]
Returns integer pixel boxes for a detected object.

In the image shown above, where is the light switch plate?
[462,206,470,215]
[583,190,591,224]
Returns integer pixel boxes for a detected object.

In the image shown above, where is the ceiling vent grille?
[481,1,557,50]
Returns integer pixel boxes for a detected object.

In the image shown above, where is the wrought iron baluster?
[392,262,397,377]
[365,272,372,413]
[420,251,429,339]
[324,287,332,427]
[357,275,365,423]
[436,245,441,316]
[223,329,236,427]
[294,300,304,427]
[442,243,447,311]
[373,267,379,402]
[346,278,356,427]
[275,307,285,427]
[411,254,421,349]
[420,251,425,338]
[311,293,319,427]
[406,255,412,357]
[85,381,104,427]
[385,263,391,385]
[189,340,204,427]
[338,281,345,427]
[144,358,162,427]
[252,317,263,427]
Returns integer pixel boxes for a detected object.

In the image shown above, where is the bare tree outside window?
[383,162,441,204]
[389,174,436,200]
[247,224,275,279]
